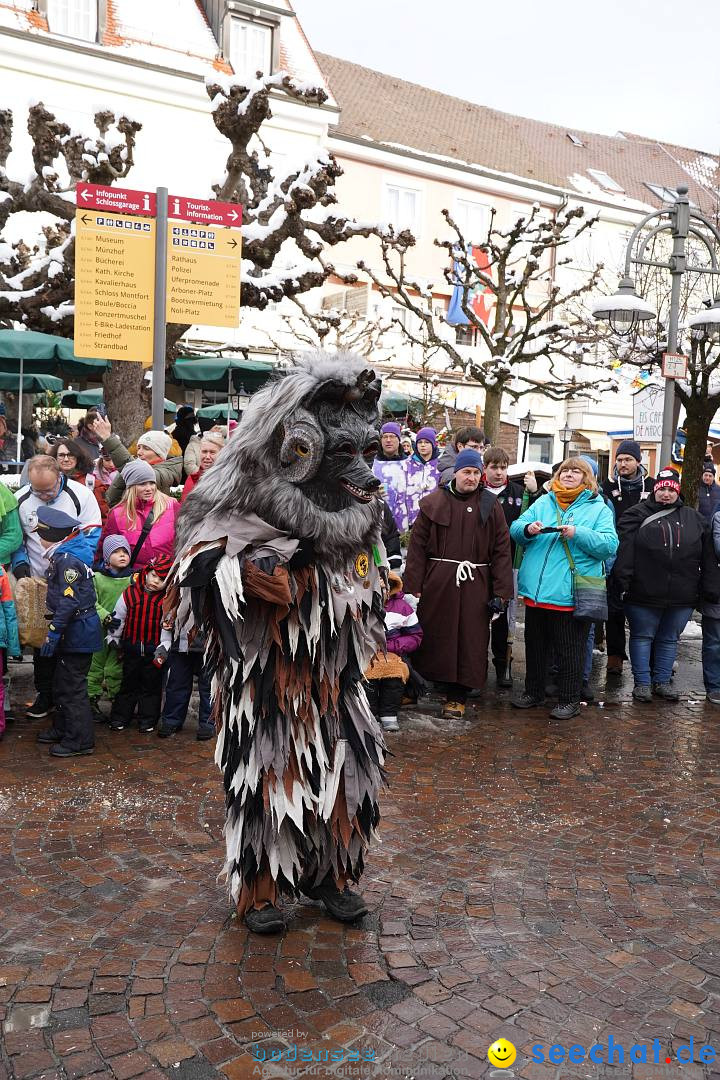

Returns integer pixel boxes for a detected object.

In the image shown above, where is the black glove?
[13,563,30,580]
[487,596,508,617]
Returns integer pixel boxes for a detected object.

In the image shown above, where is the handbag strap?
[555,504,576,573]
[639,507,676,530]
[129,509,155,566]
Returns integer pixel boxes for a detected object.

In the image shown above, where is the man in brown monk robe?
[403,449,513,719]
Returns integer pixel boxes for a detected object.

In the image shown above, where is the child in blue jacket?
[33,506,103,757]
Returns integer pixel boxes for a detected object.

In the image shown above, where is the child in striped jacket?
[107,554,173,733]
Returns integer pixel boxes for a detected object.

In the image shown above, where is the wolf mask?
[177,351,384,564]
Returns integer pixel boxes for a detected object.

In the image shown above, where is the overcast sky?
[293,0,720,153]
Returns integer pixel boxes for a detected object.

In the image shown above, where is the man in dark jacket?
[698,464,720,523]
[33,507,103,757]
[601,439,655,673]
[613,468,720,702]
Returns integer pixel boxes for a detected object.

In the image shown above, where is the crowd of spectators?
[1,404,720,753]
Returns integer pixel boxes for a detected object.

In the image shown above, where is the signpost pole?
[151,186,168,429]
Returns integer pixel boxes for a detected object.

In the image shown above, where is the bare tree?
[359,203,612,442]
[0,75,410,440]
[268,296,397,359]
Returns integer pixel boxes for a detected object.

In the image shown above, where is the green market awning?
[60,387,176,412]
[0,371,63,392]
[0,330,108,376]
[172,356,276,393]
[196,403,240,420]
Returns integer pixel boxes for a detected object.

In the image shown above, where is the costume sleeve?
[572,502,618,561]
[241,560,292,606]
[490,503,514,599]
[402,510,431,594]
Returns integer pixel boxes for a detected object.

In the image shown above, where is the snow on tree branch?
[360,202,613,439]
[206,72,412,310]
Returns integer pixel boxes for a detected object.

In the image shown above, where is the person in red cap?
[106,554,173,732]
[613,468,720,702]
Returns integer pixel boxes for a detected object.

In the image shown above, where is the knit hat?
[102,534,131,562]
[703,463,716,476]
[176,405,194,421]
[201,431,226,450]
[580,454,599,477]
[415,426,437,448]
[654,468,681,493]
[381,422,402,439]
[121,459,156,487]
[616,439,642,463]
[147,554,173,579]
[34,505,78,542]
[454,449,484,472]
[137,430,172,460]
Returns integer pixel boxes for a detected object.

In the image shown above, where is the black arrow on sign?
[81,214,91,224]
[227,238,238,249]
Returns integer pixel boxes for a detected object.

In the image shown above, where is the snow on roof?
[109,0,219,63]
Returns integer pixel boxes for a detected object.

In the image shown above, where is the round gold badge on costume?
[354,552,369,577]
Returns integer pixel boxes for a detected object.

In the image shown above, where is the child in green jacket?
[88,535,133,720]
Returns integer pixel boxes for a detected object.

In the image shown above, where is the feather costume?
[169,353,388,916]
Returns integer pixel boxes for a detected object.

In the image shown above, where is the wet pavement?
[2,623,720,1080]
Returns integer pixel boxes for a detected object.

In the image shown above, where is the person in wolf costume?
[168,352,388,934]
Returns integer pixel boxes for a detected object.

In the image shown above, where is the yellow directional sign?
[166,223,242,327]
[74,210,155,364]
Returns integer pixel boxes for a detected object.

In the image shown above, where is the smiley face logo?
[487,1039,517,1068]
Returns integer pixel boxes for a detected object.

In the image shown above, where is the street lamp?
[518,409,536,460]
[559,421,573,458]
[591,184,720,467]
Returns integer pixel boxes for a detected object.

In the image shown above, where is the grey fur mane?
[177,350,383,564]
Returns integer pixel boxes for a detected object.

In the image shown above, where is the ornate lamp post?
[559,421,573,459]
[518,409,536,460]
[591,185,720,466]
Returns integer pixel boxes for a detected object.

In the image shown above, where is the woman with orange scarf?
[510,457,618,719]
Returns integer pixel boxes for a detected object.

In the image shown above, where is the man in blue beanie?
[403,447,513,719]
[32,506,102,757]
[601,439,654,673]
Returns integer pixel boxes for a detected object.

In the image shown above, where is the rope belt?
[430,558,489,587]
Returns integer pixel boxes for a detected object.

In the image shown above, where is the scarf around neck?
[551,478,587,510]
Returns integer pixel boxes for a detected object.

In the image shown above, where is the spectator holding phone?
[510,457,618,719]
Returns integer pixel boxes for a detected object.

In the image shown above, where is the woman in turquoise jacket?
[510,457,618,719]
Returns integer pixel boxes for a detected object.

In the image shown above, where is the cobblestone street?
[2,629,720,1080]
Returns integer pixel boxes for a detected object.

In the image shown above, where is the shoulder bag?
[556,506,608,621]
[129,509,155,567]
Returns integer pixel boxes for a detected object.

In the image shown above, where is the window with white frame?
[229,17,273,82]
[454,197,490,244]
[46,0,98,41]
[384,184,422,235]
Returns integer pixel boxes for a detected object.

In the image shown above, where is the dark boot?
[494,658,513,688]
[299,873,368,922]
